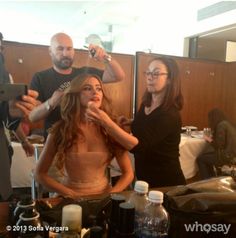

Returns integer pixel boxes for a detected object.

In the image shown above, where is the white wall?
[226,41,236,62]
[112,0,198,56]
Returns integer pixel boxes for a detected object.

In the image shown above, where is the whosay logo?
[184,221,231,235]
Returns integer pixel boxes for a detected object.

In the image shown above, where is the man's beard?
[53,57,73,70]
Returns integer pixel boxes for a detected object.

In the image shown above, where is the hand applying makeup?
[86,101,138,150]
[86,101,111,126]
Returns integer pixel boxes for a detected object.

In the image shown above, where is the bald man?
[29,32,125,138]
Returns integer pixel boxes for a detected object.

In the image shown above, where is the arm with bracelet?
[29,89,62,122]
[12,124,34,156]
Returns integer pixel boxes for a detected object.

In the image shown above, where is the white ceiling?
[0,1,142,46]
[0,0,234,58]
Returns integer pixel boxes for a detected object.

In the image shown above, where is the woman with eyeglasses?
[130,57,186,187]
[84,57,185,187]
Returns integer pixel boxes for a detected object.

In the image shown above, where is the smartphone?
[0,84,28,101]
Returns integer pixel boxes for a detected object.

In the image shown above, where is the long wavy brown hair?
[142,56,183,111]
[49,73,116,172]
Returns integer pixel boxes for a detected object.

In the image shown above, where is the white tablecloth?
[179,134,207,179]
[110,134,207,180]
[11,142,36,188]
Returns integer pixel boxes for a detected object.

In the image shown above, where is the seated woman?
[197,108,236,179]
[35,73,134,198]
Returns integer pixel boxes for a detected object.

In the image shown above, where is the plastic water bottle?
[128,180,149,237]
[140,191,169,238]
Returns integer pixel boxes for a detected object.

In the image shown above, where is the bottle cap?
[148,191,163,203]
[134,180,149,193]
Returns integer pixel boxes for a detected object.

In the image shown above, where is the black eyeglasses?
[143,71,168,79]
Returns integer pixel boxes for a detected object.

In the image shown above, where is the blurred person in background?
[0,32,34,157]
[0,93,37,202]
[197,108,236,179]
[0,32,38,201]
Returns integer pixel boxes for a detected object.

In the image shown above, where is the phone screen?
[0,84,28,101]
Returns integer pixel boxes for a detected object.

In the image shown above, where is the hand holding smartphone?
[0,84,28,101]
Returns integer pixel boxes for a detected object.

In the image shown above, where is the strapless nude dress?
[63,151,111,196]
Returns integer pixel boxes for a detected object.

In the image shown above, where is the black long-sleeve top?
[131,104,186,187]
